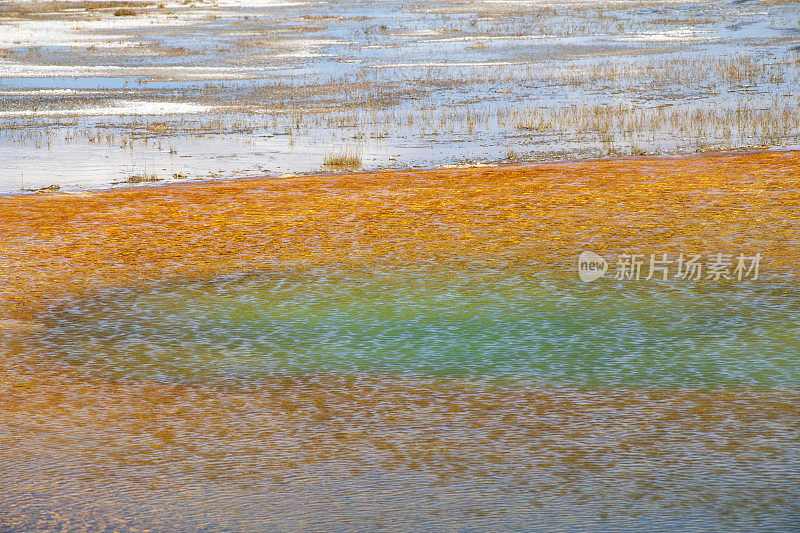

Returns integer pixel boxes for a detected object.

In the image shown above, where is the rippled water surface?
[32,268,800,387]
[1,153,799,531]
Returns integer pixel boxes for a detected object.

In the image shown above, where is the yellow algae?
[0,318,46,333]
[0,150,798,320]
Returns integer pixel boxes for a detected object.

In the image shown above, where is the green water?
[36,266,800,387]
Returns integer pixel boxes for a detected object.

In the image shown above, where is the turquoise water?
[6,265,800,532]
[35,266,800,387]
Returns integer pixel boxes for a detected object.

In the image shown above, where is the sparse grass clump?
[1,1,151,17]
[717,56,762,85]
[146,122,173,135]
[114,8,137,16]
[323,150,362,170]
[120,174,162,183]
[22,184,60,193]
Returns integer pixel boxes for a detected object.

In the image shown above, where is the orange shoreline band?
[1,149,798,319]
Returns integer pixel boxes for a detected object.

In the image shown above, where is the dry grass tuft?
[323,150,362,170]
[118,174,162,184]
